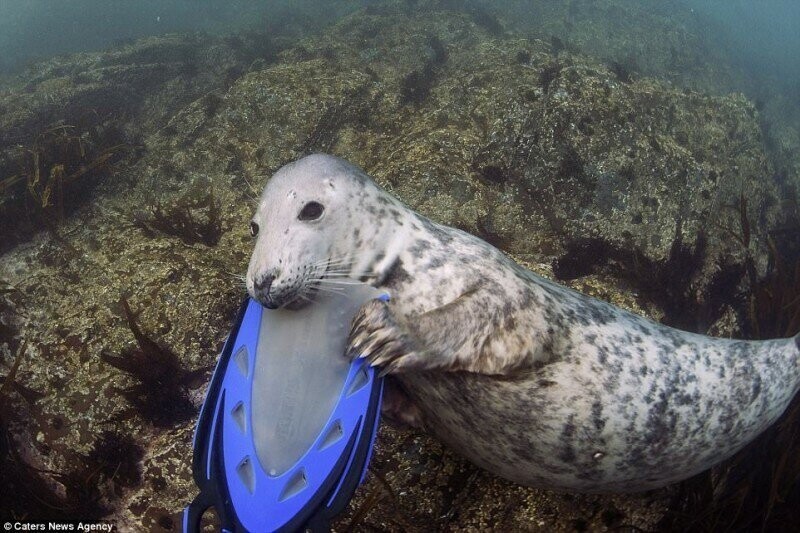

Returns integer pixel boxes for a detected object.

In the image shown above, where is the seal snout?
[254,273,278,309]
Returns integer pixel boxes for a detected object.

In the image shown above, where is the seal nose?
[255,274,274,293]
[254,274,278,308]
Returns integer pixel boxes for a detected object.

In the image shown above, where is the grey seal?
[246,153,800,493]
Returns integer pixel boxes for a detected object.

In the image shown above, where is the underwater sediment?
[0,1,798,530]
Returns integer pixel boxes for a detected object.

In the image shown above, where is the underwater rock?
[151,2,779,327]
[0,32,280,251]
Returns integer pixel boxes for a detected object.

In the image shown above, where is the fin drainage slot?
[237,456,255,494]
[233,346,249,377]
[231,402,246,433]
[318,420,344,450]
[346,368,370,396]
[279,468,308,502]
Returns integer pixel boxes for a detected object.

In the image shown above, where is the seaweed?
[0,343,77,521]
[426,36,448,65]
[399,36,449,106]
[0,120,130,253]
[656,196,800,532]
[132,186,222,247]
[297,84,371,155]
[400,63,437,106]
[101,297,211,427]
[83,430,144,492]
[34,431,142,520]
[747,236,800,339]
[608,60,634,83]
[201,93,224,119]
[710,191,800,338]
[550,36,565,54]
[557,145,589,185]
[475,164,509,186]
[553,225,742,332]
[552,238,612,280]
[539,62,562,94]
[468,4,503,35]
[1,123,127,221]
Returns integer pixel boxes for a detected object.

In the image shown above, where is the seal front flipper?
[347,298,432,374]
[347,285,547,377]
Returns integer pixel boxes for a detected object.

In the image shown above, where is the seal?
[246,153,800,493]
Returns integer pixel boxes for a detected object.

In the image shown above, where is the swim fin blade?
[184,284,386,532]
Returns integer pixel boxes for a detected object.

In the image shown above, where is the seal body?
[247,154,800,493]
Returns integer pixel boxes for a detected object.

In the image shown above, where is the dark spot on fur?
[382,258,412,288]
[410,239,431,257]
[420,217,454,244]
[750,376,762,403]
[591,401,606,431]
[558,415,578,463]
[427,256,445,269]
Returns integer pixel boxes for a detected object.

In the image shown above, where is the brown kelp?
[3,428,144,522]
[101,297,211,427]
[0,120,130,255]
[132,187,223,247]
[1,123,128,221]
[0,343,75,521]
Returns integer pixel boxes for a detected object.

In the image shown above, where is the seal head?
[247,154,411,309]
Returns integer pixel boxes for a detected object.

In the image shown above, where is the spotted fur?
[248,154,800,493]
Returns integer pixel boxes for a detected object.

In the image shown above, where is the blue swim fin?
[184,285,386,532]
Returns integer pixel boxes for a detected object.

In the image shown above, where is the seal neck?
[348,209,413,287]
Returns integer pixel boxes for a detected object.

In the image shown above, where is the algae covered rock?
[0,31,279,251]
[146,2,779,329]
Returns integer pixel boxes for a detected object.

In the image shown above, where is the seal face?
[248,154,800,493]
[246,154,411,309]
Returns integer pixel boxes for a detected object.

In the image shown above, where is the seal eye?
[298,201,324,221]
[249,221,259,237]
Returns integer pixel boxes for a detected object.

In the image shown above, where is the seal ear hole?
[249,221,259,237]
[298,201,324,221]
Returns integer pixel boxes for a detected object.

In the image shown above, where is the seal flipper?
[380,378,425,429]
[348,286,540,377]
